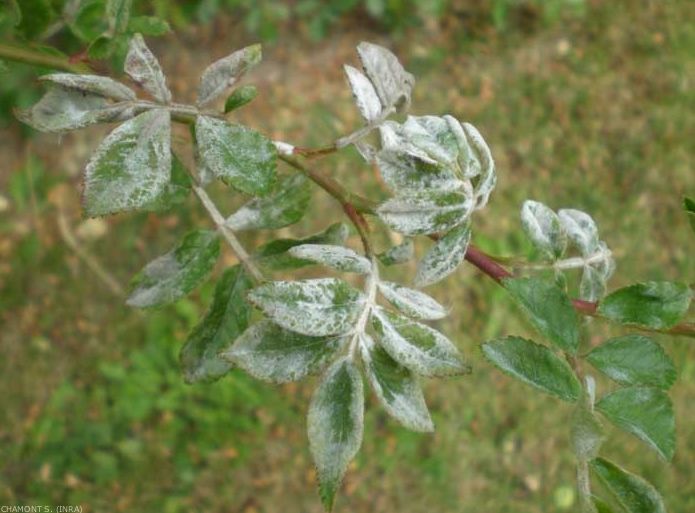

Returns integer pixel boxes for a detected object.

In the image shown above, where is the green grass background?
[1,1,693,512]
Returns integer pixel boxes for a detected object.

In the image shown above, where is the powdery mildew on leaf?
[414,222,471,287]
[343,64,381,123]
[41,73,136,101]
[308,357,364,511]
[371,307,468,377]
[83,108,171,217]
[221,320,346,383]
[287,244,371,274]
[377,190,472,235]
[377,281,447,320]
[558,208,599,256]
[125,33,171,104]
[126,229,220,308]
[356,42,414,113]
[359,333,433,432]
[225,174,310,231]
[521,200,567,259]
[247,278,365,337]
[197,44,262,107]
[375,148,463,194]
[460,122,496,207]
[377,239,414,266]
[195,115,277,196]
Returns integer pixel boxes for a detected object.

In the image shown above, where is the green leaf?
[221,320,345,383]
[287,244,371,274]
[248,278,365,337]
[128,16,170,36]
[377,190,471,235]
[195,116,277,196]
[521,200,567,259]
[360,333,433,432]
[83,109,171,217]
[197,44,262,107]
[571,404,605,460]
[253,223,349,271]
[17,0,53,39]
[586,335,676,390]
[377,281,446,320]
[224,85,258,112]
[225,174,310,231]
[592,496,618,513]
[140,153,192,212]
[377,239,413,266]
[481,336,581,401]
[126,230,220,308]
[40,73,136,101]
[414,222,471,287]
[503,277,580,353]
[371,307,469,377]
[180,265,252,383]
[591,458,666,513]
[598,281,692,330]
[106,0,132,35]
[596,386,675,460]
[684,196,695,233]
[124,33,171,104]
[88,34,115,60]
[308,357,364,512]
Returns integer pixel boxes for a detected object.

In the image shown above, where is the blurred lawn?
[1,1,693,512]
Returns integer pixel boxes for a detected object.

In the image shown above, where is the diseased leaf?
[481,336,581,402]
[586,335,676,390]
[225,174,310,231]
[591,458,666,513]
[414,222,471,287]
[521,200,567,259]
[371,307,468,377]
[140,153,192,212]
[287,244,371,274]
[598,281,692,330]
[461,122,496,206]
[197,44,262,107]
[180,265,251,383]
[106,0,131,34]
[377,239,413,266]
[377,190,471,235]
[253,223,349,271]
[224,84,257,112]
[596,386,675,460]
[128,15,171,36]
[83,109,171,217]
[356,41,414,113]
[40,73,136,101]
[377,281,447,320]
[124,33,171,104]
[375,149,463,194]
[195,115,276,196]
[126,229,220,308]
[580,265,608,302]
[308,357,364,511]
[344,64,381,123]
[571,403,605,461]
[503,277,580,354]
[222,320,345,383]
[360,333,433,432]
[248,278,365,337]
[558,209,600,256]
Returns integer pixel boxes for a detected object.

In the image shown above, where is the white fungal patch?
[414,222,471,287]
[197,44,262,107]
[377,281,447,320]
[125,34,172,104]
[287,244,371,274]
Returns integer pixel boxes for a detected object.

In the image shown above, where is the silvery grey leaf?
[356,41,414,113]
[580,265,607,302]
[287,244,371,274]
[197,44,262,107]
[377,281,447,320]
[461,122,496,206]
[125,33,171,104]
[377,239,414,266]
[558,209,600,256]
[521,200,567,259]
[344,64,382,123]
[40,73,136,101]
[377,190,472,235]
[414,222,471,287]
[375,148,464,194]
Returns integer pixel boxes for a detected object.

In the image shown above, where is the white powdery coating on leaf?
[247,278,366,337]
[371,307,467,377]
[377,281,447,320]
[558,208,600,256]
[197,44,262,107]
[308,358,364,509]
[83,109,171,216]
[359,333,433,432]
[287,244,371,274]
[375,149,464,194]
[222,320,345,383]
[356,41,414,113]
[344,64,382,123]
[460,122,496,208]
[41,73,137,101]
[379,121,438,165]
[377,191,471,235]
[520,200,567,258]
[414,223,471,287]
[125,33,172,104]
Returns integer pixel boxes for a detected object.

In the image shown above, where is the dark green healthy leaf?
[180,265,251,383]
[586,335,676,390]
[197,44,262,107]
[248,278,365,337]
[124,33,171,104]
[521,200,567,259]
[253,223,349,271]
[482,336,581,401]
[128,16,170,36]
[83,109,171,217]
[591,458,666,513]
[308,357,364,512]
[195,116,277,196]
[371,307,469,377]
[221,320,345,383]
[106,0,132,35]
[225,174,310,231]
[377,190,471,235]
[377,239,413,266]
[126,230,220,308]
[598,281,692,330]
[592,496,618,513]
[17,0,53,39]
[360,333,433,432]
[596,387,675,460]
[88,34,115,60]
[225,85,258,112]
[414,222,471,287]
[503,277,580,353]
[684,196,695,233]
